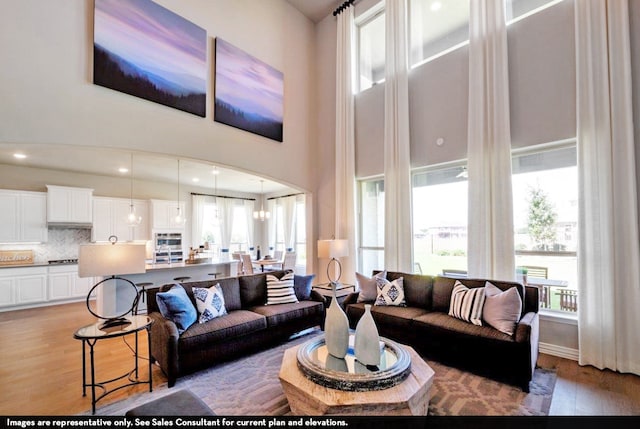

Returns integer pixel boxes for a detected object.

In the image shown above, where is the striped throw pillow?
[266,272,298,305]
[448,281,485,326]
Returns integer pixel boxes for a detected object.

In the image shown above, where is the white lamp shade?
[78,243,147,278]
[317,239,349,259]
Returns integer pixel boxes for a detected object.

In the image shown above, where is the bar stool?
[208,272,222,279]
[133,282,154,315]
[173,276,191,283]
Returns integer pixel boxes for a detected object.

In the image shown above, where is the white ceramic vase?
[354,304,381,366]
[324,282,349,358]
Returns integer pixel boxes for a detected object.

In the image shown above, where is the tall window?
[409,0,470,67]
[506,0,563,23]
[512,143,577,314]
[200,200,250,254]
[273,197,306,268]
[357,7,385,92]
[359,179,385,275]
[229,204,249,252]
[412,164,468,276]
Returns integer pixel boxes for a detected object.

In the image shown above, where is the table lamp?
[78,236,146,329]
[317,239,349,287]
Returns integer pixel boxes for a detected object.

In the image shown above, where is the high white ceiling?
[286,0,337,23]
[0,143,292,195]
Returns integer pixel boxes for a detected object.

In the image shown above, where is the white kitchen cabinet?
[150,199,186,230]
[0,190,47,243]
[46,185,93,224]
[92,197,150,242]
[48,265,92,301]
[0,267,48,308]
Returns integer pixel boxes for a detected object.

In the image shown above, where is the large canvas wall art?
[94,0,207,117]
[214,38,284,142]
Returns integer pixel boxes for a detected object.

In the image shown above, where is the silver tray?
[296,335,411,391]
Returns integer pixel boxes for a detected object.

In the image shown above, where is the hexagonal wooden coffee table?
[279,343,434,415]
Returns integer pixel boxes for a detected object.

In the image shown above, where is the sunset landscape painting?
[93,0,207,117]
[214,38,284,142]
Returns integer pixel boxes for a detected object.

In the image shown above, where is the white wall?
[0,0,316,193]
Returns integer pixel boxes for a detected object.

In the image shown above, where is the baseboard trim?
[540,342,579,361]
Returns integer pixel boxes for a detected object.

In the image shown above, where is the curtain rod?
[333,0,355,16]
[190,192,255,201]
[267,192,304,201]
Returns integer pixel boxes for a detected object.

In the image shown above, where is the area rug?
[86,330,556,416]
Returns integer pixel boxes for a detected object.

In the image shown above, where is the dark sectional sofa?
[344,271,539,391]
[146,270,324,387]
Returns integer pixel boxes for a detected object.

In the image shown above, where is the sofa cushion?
[375,277,406,306]
[193,284,227,324]
[384,271,433,309]
[178,310,267,350]
[347,302,428,329]
[156,284,197,334]
[448,281,485,326]
[413,312,513,342]
[483,282,522,335]
[266,272,298,305]
[181,277,242,312]
[294,274,316,301]
[356,271,386,302]
[249,301,324,327]
[239,273,269,307]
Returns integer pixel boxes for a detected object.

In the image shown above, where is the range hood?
[47,221,92,229]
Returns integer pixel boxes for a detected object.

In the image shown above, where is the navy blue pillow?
[156,284,197,334]
[294,274,316,301]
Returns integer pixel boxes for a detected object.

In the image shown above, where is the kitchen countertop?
[0,262,77,269]
[145,259,239,271]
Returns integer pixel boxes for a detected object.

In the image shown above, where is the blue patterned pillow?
[193,284,227,323]
[155,284,197,333]
[374,277,406,306]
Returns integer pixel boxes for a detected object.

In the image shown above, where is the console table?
[73,315,153,414]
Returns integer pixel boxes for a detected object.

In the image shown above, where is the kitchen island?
[97,259,240,316]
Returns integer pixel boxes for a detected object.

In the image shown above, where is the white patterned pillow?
[374,277,406,306]
[266,272,298,305]
[193,284,227,324]
[448,280,485,326]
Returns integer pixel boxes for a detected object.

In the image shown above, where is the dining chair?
[273,250,283,262]
[282,252,297,271]
[241,254,254,275]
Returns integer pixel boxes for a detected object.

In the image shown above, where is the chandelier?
[253,180,270,221]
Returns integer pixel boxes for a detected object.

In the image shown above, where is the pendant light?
[253,180,271,221]
[174,159,186,226]
[125,153,142,227]
[212,166,220,220]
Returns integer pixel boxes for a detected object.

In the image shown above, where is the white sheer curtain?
[282,196,297,252]
[466,0,515,281]
[383,0,413,273]
[244,200,255,255]
[575,0,640,375]
[191,195,207,249]
[267,199,277,253]
[218,198,235,259]
[334,4,357,283]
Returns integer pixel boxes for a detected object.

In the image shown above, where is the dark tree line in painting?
[214,100,283,142]
[94,45,205,117]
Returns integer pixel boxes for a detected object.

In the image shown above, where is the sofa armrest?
[309,289,326,304]
[148,311,180,387]
[515,311,538,343]
[342,292,360,307]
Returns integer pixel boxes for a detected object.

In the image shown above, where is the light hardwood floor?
[0,301,638,415]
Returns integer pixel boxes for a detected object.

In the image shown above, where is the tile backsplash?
[0,228,91,263]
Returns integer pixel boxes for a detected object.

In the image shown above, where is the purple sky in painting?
[94,0,206,93]
[215,39,283,123]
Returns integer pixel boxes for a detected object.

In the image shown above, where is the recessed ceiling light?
[211,168,220,175]
[192,177,200,183]
[430,1,442,11]
[13,153,27,159]
[118,167,129,173]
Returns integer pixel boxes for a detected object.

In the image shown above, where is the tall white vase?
[324,282,349,358]
[354,304,381,366]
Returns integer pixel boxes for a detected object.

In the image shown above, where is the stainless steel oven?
[154,232,183,263]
